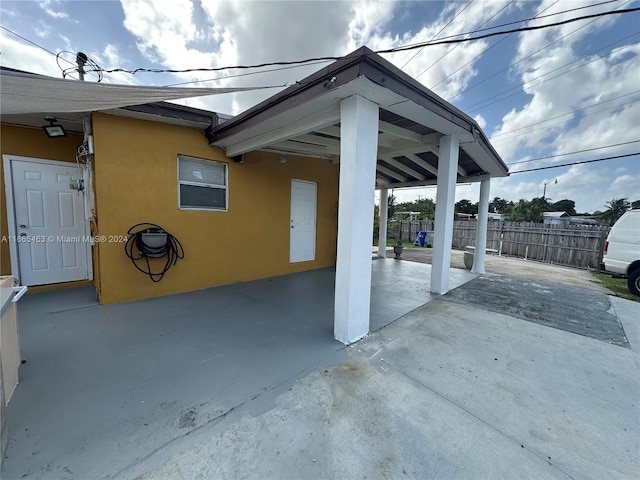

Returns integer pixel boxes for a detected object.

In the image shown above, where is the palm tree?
[602,198,630,225]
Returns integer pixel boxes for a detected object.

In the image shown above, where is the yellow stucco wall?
[0,124,84,276]
[92,113,339,304]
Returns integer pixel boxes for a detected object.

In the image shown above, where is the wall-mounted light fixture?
[42,116,67,138]
[279,153,287,164]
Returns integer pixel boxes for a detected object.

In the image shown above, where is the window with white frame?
[178,155,228,211]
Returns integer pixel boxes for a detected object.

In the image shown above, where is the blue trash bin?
[414,230,427,247]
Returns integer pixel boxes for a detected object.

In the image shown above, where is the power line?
[509,153,638,174]
[491,92,639,143]
[163,60,332,87]
[453,0,633,101]
[465,35,638,112]
[0,25,76,67]
[415,0,511,80]
[400,0,474,69]
[427,0,623,44]
[89,8,639,76]
[506,141,640,165]
[431,0,562,89]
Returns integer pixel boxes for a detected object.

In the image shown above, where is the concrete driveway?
[126,290,639,480]
[3,260,638,479]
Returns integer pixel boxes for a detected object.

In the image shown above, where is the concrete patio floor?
[3,259,638,479]
[3,259,475,479]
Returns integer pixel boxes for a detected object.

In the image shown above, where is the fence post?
[596,228,607,272]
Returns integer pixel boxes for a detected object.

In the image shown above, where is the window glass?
[178,156,227,211]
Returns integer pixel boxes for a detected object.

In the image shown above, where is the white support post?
[334,95,379,344]
[378,188,388,258]
[430,135,459,294]
[472,178,491,274]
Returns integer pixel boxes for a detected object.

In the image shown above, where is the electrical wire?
[431,0,560,89]
[400,0,475,69]
[406,0,623,46]
[0,25,75,66]
[509,153,638,174]
[163,60,333,87]
[506,141,640,165]
[124,223,185,282]
[452,0,634,101]
[88,8,639,76]
[414,0,511,80]
[465,37,639,113]
[491,92,639,143]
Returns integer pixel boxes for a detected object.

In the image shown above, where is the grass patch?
[592,273,640,302]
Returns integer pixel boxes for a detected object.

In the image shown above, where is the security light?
[42,117,67,138]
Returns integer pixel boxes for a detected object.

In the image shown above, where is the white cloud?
[40,0,69,19]
[474,114,487,130]
[0,31,62,77]
[490,4,640,163]
[119,0,514,115]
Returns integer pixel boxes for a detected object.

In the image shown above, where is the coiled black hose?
[124,223,184,282]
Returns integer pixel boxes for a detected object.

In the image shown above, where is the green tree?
[506,198,544,223]
[551,199,576,216]
[489,197,509,214]
[602,198,630,225]
[455,199,478,215]
[631,199,640,209]
[396,196,435,219]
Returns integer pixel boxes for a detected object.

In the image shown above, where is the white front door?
[3,156,91,286]
[290,180,317,263]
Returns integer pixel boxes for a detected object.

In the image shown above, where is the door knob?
[19,233,27,237]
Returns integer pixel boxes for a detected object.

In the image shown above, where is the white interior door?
[290,180,317,263]
[4,156,91,286]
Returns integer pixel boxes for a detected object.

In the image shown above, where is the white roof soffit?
[0,70,263,115]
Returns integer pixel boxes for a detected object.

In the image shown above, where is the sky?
[1,0,638,214]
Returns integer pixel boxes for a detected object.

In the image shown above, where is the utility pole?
[76,52,88,81]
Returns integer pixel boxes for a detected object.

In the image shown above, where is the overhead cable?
[453,0,634,100]
[88,8,639,76]
[509,153,638,174]
[506,141,640,165]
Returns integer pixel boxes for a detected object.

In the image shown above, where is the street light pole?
[543,178,557,201]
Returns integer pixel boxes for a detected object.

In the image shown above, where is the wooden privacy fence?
[387,220,609,269]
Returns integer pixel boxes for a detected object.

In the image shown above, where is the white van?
[603,209,640,296]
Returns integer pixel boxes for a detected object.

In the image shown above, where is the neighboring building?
[543,211,571,226]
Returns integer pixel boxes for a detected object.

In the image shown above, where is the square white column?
[472,178,491,274]
[334,95,379,344]
[378,188,388,258]
[430,135,459,294]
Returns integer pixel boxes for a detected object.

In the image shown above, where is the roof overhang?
[207,47,508,188]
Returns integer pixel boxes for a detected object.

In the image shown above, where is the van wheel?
[628,269,640,296]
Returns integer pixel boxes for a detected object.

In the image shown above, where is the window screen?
[178,155,227,211]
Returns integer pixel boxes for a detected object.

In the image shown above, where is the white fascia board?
[461,142,509,177]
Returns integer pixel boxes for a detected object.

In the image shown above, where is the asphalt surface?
[442,274,629,347]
